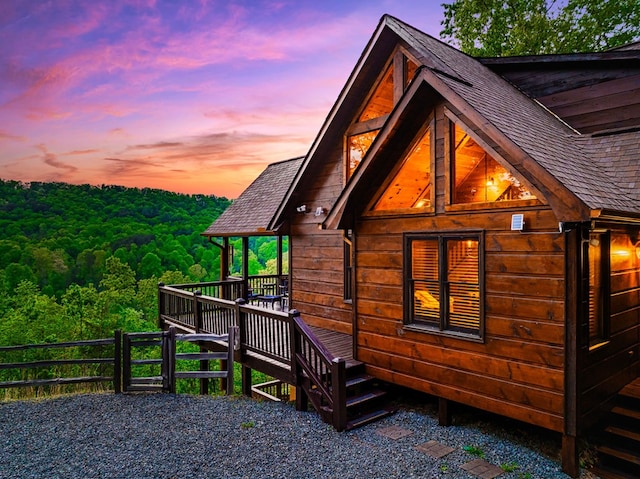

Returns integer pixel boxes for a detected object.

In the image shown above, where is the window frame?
[344,47,420,183]
[343,229,353,303]
[404,231,485,341]
[585,229,611,351]
[366,116,435,215]
[444,110,540,212]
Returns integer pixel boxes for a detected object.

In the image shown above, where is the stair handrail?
[291,313,347,431]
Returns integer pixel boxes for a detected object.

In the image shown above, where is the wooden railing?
[0,331,122,397]
[292,314,347,431]
[158,282,349,432]
[158,284,295,378]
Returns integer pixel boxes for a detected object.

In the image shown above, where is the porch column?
[276,235,283,277]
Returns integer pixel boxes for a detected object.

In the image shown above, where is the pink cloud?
[36,144,78,174]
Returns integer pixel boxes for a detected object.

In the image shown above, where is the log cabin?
[168,15,640,477]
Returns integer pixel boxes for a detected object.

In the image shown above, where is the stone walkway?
[377,425,506,479]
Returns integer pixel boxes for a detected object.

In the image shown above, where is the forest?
[0,179,285,347]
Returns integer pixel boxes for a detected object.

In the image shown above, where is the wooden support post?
[113,329,122,394]
[241,366,252,397]
[562,434,579,478]
[194,290,203,334]
[438,397,452,426]
[227,326,237,396]
[199,343,209,395]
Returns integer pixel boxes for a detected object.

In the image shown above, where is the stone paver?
[415,440,455,458]
[375,425,413,440]
[460,458,504,479]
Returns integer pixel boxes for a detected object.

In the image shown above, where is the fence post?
[114,329,122,394]
[163,327,177,393]
[199,342,209,396]
[122,333,131,392]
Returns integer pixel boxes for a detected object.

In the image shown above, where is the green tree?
[441,0,640,56]
[140,252,163,278]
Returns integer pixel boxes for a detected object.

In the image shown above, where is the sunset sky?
[1,1,445,198]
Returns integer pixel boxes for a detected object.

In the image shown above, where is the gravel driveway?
[0,393,598,479]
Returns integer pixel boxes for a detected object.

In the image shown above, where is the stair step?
[345,374,375,389]
[611,405,640,421]
[605,425,640,443]
[597,445,640,466]
[590,464,640,479]
[346,407,396,431]
[346,389,386,408]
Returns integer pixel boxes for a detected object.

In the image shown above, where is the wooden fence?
[0,327,236,400]
[122,327,236,394]
[0,331,122,396]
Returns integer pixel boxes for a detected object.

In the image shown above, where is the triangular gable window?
[346,50,420,181]
[451,122,536,204]
[358,63,394,122]
[372,124,433,211]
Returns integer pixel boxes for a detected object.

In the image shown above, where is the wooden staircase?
[343,362,396,430]
[307,360,395,430]
[590,379,640,479]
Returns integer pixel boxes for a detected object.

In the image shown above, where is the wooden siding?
[355,209,566,432]
[289,142,353,335]
[497,64,640,134]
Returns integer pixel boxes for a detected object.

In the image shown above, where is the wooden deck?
[307,326,354,364]
[158,282,354,383]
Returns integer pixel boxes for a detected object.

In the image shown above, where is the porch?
[158,279,391,431]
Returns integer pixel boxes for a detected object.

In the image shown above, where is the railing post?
[226,326,238,396]
[114,329,122,394]
[235,298,252,397]
[290,310,308,412]
[158,282,165,329]
[194,290,203,334]
[332,357,347,432]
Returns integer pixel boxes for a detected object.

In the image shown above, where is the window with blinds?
[407,234,482,337]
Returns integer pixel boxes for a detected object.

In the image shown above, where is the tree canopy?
[440,0,640,56]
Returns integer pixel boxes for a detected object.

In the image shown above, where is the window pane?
[452,124,535,204]
[405,57,418,88]
[347,129,380,178]
[359,64,394,122]
[373,126,431,211]
[446,239,480,332]
[412,240,440,324]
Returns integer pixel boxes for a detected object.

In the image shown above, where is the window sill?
[445,199,542,213]
[403,324,484,343]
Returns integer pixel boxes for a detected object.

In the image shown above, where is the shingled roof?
[272,14,640,229]
[202,157,303,237]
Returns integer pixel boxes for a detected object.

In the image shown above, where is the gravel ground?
[0,393,599,479]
